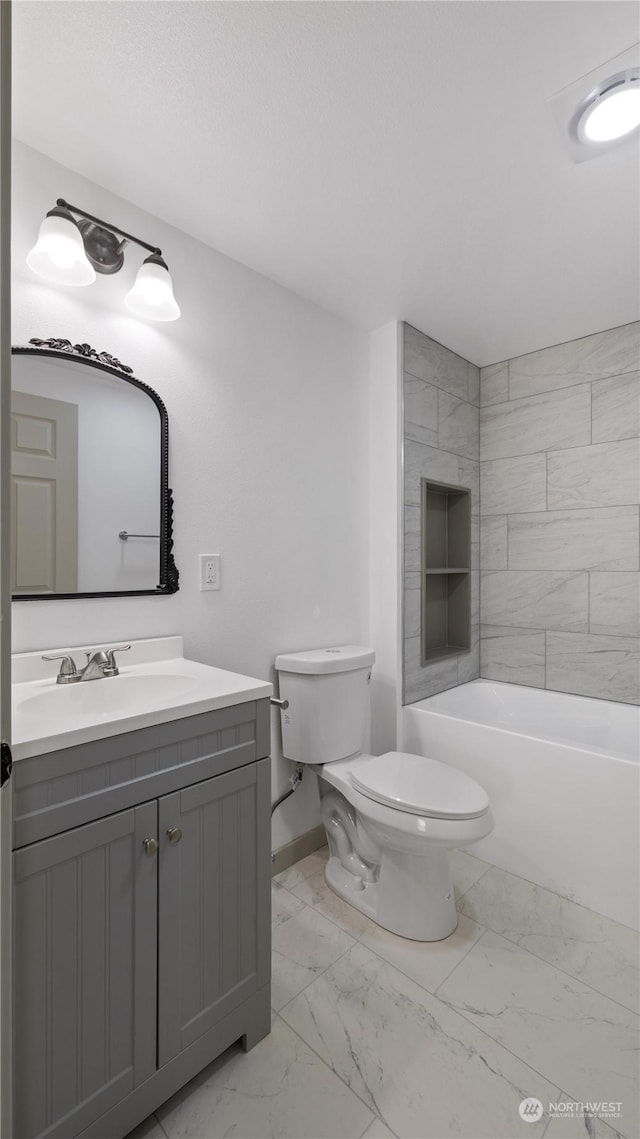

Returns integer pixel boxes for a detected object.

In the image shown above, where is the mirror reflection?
[11,345,176,597]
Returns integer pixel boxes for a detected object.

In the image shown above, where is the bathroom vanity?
[11,638,272,1139]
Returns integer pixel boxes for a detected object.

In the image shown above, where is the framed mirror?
[11,337,179,599]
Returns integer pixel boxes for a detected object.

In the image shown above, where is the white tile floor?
[128,847,639,1139]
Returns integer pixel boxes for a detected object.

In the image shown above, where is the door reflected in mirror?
[11,340,178,599]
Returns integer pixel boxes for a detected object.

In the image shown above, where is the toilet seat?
[349,751,490,820]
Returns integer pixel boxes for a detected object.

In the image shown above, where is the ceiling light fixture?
[26,199,181,321]
[573,68,640,146]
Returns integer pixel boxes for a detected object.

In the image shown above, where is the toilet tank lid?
[275,645,375,675]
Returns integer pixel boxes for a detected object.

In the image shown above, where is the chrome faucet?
[42,645,131,684]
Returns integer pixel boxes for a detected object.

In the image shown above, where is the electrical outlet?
[199,554,221,591]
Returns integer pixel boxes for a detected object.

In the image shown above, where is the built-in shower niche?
[421,479,471,663]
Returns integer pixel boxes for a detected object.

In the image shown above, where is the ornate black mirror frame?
[11,337,179,600]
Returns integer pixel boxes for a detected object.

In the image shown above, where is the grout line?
[590,380,593,446]
[275,1000,387,1129]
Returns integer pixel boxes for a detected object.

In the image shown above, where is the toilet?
[275,644,493,941]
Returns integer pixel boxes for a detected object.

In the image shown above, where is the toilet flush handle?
[270,697,289,710]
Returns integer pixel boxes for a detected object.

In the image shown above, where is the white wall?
[12,140,371,850]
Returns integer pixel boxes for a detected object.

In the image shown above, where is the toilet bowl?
[275,645,493,941]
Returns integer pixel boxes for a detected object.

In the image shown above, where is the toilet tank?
[275,645,375,764]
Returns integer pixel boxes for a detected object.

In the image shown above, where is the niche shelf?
[421,479,471,664]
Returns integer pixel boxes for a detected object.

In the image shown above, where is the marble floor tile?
[458,867,639,1013]
[438,931,640,1139]
[449,847,492,901]
[157,1017,374,1139]
[271,902,355,1010]
[281,942,559,1139]
[274,847,329,890]
[361,1120,397,1139]
[359,911,485,994]
[544,1107,627,1138]
[124,1115,167,1139]
[272,880,306,928]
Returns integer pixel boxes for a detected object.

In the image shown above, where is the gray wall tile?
[481,570,588,631]
[457,629,480,685]
[438,392,479,460]
[592,372,640,443]
[547,439,640,510]
[404,506,421,572]
[404,636,458,703]
[479,323,639,704]
[480,362,508,406]
[481,454,547,515]
[481,385,591,461]
[404,587,421,639]
[480,516,508,570]
[403,324,470,400]
[480,626,545,688]
[404,374,438,446]
[402,324,479,705]
[508,507,639,571]
[590,573,640,638]
[508,322,640,401]
[404,439,459,506]
[546,632,640,704]
[468,364,480,407]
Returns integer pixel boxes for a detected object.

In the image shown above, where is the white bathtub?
[402,680,640,930]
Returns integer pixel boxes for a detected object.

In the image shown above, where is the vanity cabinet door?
[13,803,157,1139]
[157,759,270,1067]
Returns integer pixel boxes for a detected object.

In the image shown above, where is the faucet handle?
[42,654,80,684]
[103,645,131,675]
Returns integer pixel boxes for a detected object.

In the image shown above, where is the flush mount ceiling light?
[573,69,640,145]
[27,199,181,322]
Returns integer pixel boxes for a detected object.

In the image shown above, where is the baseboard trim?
[271,824,326,876]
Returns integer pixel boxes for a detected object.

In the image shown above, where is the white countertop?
[12,636,272,760]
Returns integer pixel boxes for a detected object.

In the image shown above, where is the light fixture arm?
[56,199,163,258]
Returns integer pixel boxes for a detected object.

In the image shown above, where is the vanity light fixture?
[573,68,640,147]
[26,199,181,322]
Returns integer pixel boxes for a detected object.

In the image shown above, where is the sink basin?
[18,673,199,719]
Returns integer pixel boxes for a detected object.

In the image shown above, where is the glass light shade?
[578,80,640,143]
[26,212,96,286]
[123,257,181,322]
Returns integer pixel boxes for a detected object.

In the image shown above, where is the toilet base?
[324,846,458,941]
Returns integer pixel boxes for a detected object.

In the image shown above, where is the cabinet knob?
[143,837,159,856]
[167,826,183,846]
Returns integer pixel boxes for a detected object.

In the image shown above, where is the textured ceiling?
[11,1,640,364]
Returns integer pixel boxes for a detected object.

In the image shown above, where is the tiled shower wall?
[480,321,640,705]
[403,323,480,703]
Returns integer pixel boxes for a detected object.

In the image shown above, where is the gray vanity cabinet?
[158,764,265,1067]
[14,804,158,1139]
[13,700,271,1139]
